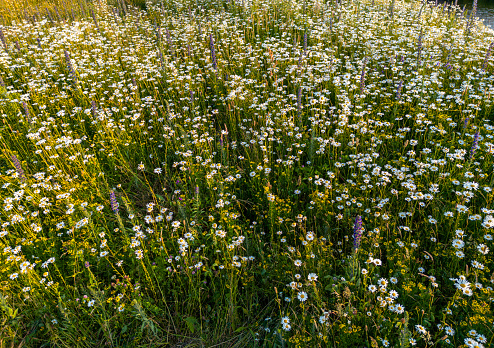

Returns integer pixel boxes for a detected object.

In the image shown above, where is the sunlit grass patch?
[125,0,146,10]
[0,0,91,25]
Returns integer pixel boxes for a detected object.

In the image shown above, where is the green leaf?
[184,316,198,333]
[234,326,248,333]
[155,194,167,202]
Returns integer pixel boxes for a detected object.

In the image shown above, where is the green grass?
[0,0,493,347]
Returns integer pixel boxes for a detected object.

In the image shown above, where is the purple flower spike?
[483,42,494,71]
[209,34,217,70]
[0,29,6,51]
[166,28,175,58]
[64,50,78,84]
[110,191,119,214]
[417,31,423,66]
[22,102,30,121]
[303,32,307,54]
[91,9,100,32]
[297,87,302,120]
[353,215,363,250]
[91,100,97,118]
[11,155,26,183]
[158,48,165,68]
[470,131,480,159]
[360,57,368,94]
[396,80,403,101]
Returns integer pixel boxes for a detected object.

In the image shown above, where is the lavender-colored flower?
[190,90,194,104]
[79,3,86,18]
[297,54,303,70]
[417,31,423,65]
[15,40,20,51]
[91,100,97,118]
[64,50,78,84]
[470,131,480,159]
[209,34,217,70]
[158,48,165,68]
[389,0,396,17]
[46,9,54,24]
[464,118,469,128]
[360,57,368,93]
[110,191,119,214]
[303,32,307,55]
[85,261,90,268]
[353,215,363,250]
[396,80,403,101]
[11,155,26,182]
[0,76,5,88]
[36,37,41,49]
[466,0,478,35]
[91,9,100,32]
[0,29,6,51]
[155,24,162,42]
[166,28,175,58]
[195,186,199,194]
[54,7,61,22]
[297,87,302,121]
[121,0,128,16]
[22,102,30,121]
[482,42,494,70]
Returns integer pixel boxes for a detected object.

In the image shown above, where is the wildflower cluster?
[0,0,493,346]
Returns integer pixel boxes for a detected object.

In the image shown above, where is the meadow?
[0,0,493,346]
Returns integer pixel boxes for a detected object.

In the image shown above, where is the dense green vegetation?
[0,0,493,346]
